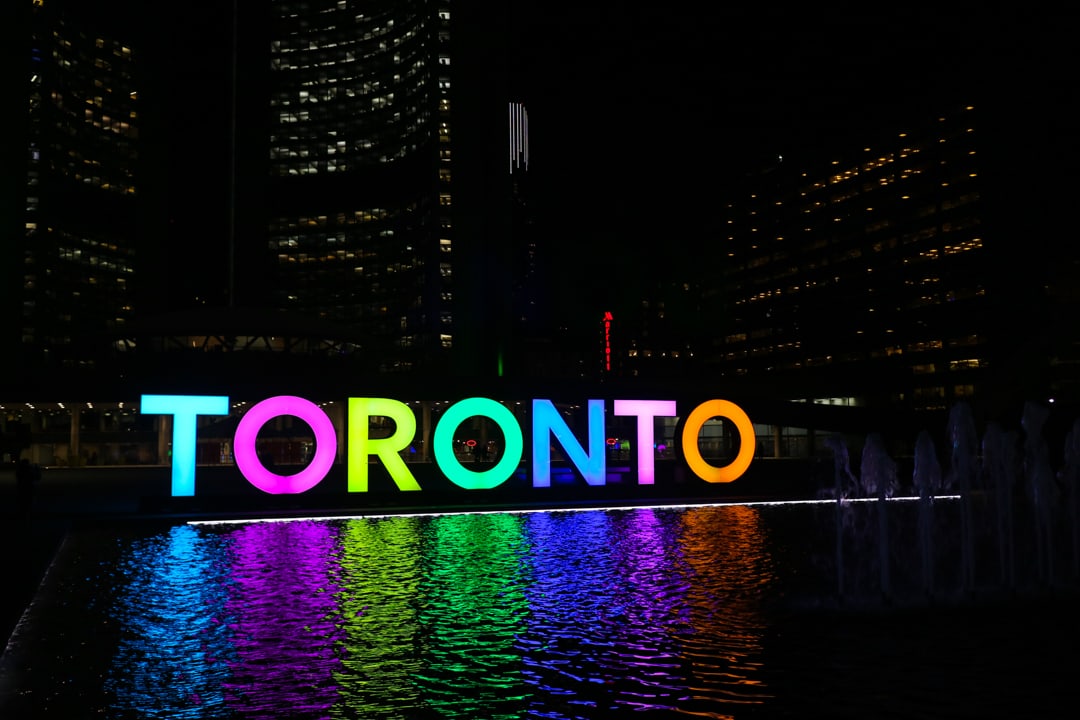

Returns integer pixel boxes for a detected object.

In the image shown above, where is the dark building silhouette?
[1,0,141,374]
[697,102,1080,424]
[3,0,556,393]
[255,1,457,374]
[4,1,1077,421]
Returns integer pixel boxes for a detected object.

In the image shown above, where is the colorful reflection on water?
[8,506,793,719]
[7,501,1080,719]
[105,525,237,718]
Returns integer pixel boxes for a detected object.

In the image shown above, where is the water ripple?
[13,505,802,718]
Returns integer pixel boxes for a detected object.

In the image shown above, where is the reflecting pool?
[2,503,1077,718]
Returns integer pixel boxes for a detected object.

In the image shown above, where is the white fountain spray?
[947,402,978,596]
[913,430,942,599]
[982,422,1018,590]
[1022,401,1057,587]
[825,435,858,603]
[1063,418,1080,580]
[860,433,897,603]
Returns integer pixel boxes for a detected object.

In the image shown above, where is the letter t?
[613,399,677,485]
[141,395,230,496]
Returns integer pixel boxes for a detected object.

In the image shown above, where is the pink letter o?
[233,396,337,494]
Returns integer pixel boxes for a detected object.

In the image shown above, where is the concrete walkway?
[1,465,153,648]
[1,508,68,651]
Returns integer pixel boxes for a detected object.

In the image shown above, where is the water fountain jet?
[860,433,897,603]
[947,402,978,596]
[982,422,1018,591]
[1063,418,1080,580]
[1022,401,1056,587]
[913,430,942,599]
[825,435,858,603]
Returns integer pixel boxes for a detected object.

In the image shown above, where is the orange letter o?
[681,399,755,483]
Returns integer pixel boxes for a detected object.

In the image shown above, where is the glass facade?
[21,2,139,368]
[266,0,453,372]
[711,105,987,411]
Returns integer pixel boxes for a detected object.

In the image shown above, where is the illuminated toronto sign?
[140,394,756,497]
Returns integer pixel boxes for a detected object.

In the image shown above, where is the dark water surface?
[1,503,1077,718]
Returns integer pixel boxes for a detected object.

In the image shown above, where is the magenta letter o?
[233,396,337,494]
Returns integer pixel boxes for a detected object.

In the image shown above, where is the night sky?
[63,2,1077,331]
[507,2,1075,322]
[512,2,1056,190]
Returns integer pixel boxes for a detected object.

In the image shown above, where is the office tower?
[702,100,1080,420]
[707,105,1005,414]
[256,0,457,375]
[2,0,140,376]
[2,0,550,392]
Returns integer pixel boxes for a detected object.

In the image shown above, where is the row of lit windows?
[270,42,422,71]
[274,102,428,124]
[53,171,135,194]
[905,286,986,309]
[273,56,403,86]
[85,113,136,139]
[270,116,433,171]
[269,83,441,120]
[802,158,972,211]
[270,27,424,71]
[48,87,137,120]
[46,54,133,82]
[795,108,974,197]
[57,230,128,256]
[272,73,426,101]
[798,166,960,210]
[270,23,414,54]
[913,358,984,373]
[729,221,980,277]
[45,89,139,144]
[272,64,428,105]
[270,208,392,230]
[735,275,984,309]
[905,236,983,263]
[270,136,382,153]
[812,147,931,189]
[275,87,396,106]
[21,276,129,305]
[731,198,975,247]
[48,24,136,82]
[734,269,980,310]
[273,145,424,173]
[274,251,421,272]
[53,245,133,274]
[724,358,982,398]
[271,231,393,249]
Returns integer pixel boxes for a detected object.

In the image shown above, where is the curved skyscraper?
[264,0,453,373]
[4,0,537,390]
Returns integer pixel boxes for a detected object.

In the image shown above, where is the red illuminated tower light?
[603,311,613,372]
